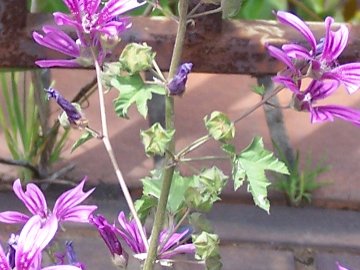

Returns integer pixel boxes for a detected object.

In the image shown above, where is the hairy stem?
[143,0,189,269]
[92,52,149,250]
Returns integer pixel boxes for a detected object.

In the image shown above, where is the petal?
[83,0,101,14]
[159,244,195,259]
[159,229,189,253]
[266,45,296,72]
[310,105,360,125]
[35,59,81,68]
[57,205,97,223]
[13,179,47,217]
[53,12,81,29]
[62,0,81,13]
[97,19,130,36]
[304,79,339,101]
[117,212,146,253]
[0,244,11,270]
[276,11,317,52]
[0,211,29,224]
[321,17,349,63]
[99,0,145,23]
[33,27,80,57]
[325,63,360,94]
[53,178,96,222]
[272,75,301,94]
[282,44,312,59]
[16,215,58,269]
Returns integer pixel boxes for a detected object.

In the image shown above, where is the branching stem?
[92,50,149,250]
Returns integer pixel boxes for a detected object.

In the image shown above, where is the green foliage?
[71,131,94,153]
[142,170,194,214]
[204,111,235,143]
[0,71,69,180]
[221,0,243,18]
[140,123,175,156]
[252,85,266,96]
[27,0,67,12]
[236,0,287,19]
[119,43,156,75]
[185,167,228,212]
[134,195,158,224]
[231,137,289,213]
[111,74,166,119]
[273,149,329,206]
[193,232,222,270]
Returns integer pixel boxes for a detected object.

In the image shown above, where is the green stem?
[180,155,229,162]
[92,51,149,250]
[143,0,189,269]
[188,7,222,19]
[176,85,284,158]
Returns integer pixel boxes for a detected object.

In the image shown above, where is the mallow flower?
[286,79,360,125]
[0,215,80,270]
[89,215,128,268]
[0,178,97,224]
[115,212,195,260]
[53,0,145,43]
[33,0,145,68]
[267,11,360,94]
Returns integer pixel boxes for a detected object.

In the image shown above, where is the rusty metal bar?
[1,1,360,75]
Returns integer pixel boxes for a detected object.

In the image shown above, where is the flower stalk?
[143,0,189,269]
[92,50,149,250]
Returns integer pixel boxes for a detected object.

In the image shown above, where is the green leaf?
[185,167,227,212]
[252,85,266,96]
[111,74,166,119]
[193,232,221,260]
[199,167,228,196]
[119,43,156,74]
[134,195,158,224]
[221,143,236,156]
[140,123,175,156]
[232,136,289,213]
[204,111,235,143]
[142,170,194,214]
[71,131,94,153]
[221,0,243,18]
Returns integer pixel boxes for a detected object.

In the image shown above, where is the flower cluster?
[0,178,96,270]
[33,0,145,67]
[267,11,360,125]
[90,212,195,265]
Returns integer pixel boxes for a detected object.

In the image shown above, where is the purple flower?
[53,0,144,44]
[0,177,97,224]
[115,212,195,260]
[89,215,128,268]
[0,215,80,270]
[45,87,83,126]
[33,0,145,68]
[290,79,360,125]
[65,242,86,270]
[167,63,193,96]
[267,11,360,94]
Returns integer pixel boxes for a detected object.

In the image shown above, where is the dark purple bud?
[89,215,124,257]
[167,63,193,96]
[66,241,86,270]
[45,87,82,124]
